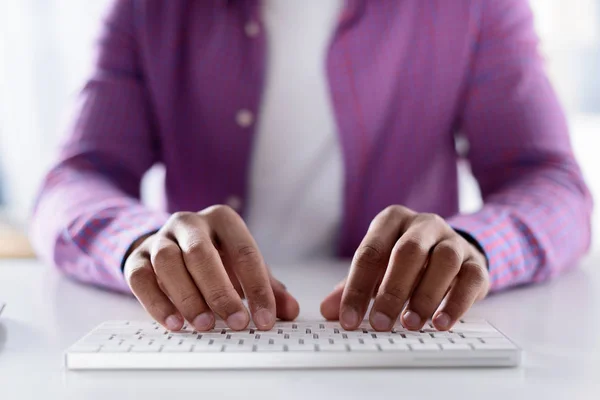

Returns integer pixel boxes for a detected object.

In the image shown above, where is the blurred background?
[0,0,599,257]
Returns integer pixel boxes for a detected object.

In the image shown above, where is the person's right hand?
[123,205,300,332]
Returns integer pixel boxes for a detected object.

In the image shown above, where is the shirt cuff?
[65,205,170,293]
[446,212,504,292]
[117,211,169,273]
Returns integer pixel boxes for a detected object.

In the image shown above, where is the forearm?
[448,160,592,292]
[31,158,169,292]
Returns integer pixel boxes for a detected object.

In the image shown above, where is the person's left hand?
[320,205,489,332]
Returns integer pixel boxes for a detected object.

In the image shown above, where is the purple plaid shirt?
[31,0,592,294]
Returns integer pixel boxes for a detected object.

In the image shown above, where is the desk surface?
[1,256,599,400]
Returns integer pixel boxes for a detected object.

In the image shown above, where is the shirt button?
[236,109,254,128]
[245,21,260,38]
[225,196,243,211]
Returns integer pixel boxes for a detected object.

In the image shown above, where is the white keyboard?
[66,318,520,370]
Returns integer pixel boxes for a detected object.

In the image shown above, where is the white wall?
[0,0,110,224]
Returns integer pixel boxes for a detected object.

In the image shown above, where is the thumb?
[320,279,346,320]
[270,276,300,321]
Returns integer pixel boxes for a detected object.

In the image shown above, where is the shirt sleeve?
[446,0,593,292]
[30,0,169,293]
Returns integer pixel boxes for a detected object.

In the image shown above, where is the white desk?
[1,256,599,400]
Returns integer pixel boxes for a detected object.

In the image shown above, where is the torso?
[138,0,475,256]
[244,0,344,263]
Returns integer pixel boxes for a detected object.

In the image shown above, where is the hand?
[320,206,489,331]
[124,206,300,332]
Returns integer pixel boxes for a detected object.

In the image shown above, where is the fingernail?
[341,307,359,328]
[371,312,392,331]
[227,311,249,330]
[433,312,451,330]
[402,310,421,329]
[192,312,214,331]
[254,309,275,329]
[165,314,182,331]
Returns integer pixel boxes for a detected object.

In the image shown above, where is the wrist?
[121,231,157,272]
[454,229,488,268]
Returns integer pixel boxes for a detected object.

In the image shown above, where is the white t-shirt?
[245,0,345,263]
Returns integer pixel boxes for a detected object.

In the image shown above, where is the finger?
[400,238,463,331]
[341,206,414,330]
[321,273,385,321]
[125,252,183,331]
[150,236,214,331]
[203,205,276,331]
[432,259,489,331]
[169,212,250,331]
[271,276,300,321]
[320,279,346,320]
[224,262,245,298]
[370,214,448,331]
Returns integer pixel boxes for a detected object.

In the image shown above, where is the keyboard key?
[430,332,456,338]
[192,344,223,352]
[131,345,160,353]
[395,338,422,345]
[256,345,286,352]
[472,343,516,351]
[409,344,440,352]
[421,337,453,344]
[441,344,472,351]
[287,344,317,352]
[378,343,410,351]
[224,346,254,352]
[162,344,193,353]
[348,344,379,352]
[453,338,485,345]
[100,345,131,353]
[317,344,348,352]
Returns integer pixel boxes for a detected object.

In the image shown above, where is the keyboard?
[65,318,520,370]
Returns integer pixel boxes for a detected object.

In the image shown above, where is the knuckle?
[127,266,153,289]
[246,284,272,303]
[206,288,237,311]
[234,245,262,269]
[183,239,213,260]
[208,204,237,219]
[354,241,387,270]
[412,291,439,312]
[379,286,409,304]
[381,205,401,218]
[236,244,259,259]
[434,242,462,270]
[419,213,444,226]
[398,237,429,258]
[380,205,409,223]
[178,291,201,310]
[462,262,487,286]
[151,245,181,269]
[344,286,371,302]
[170,211,194,222]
